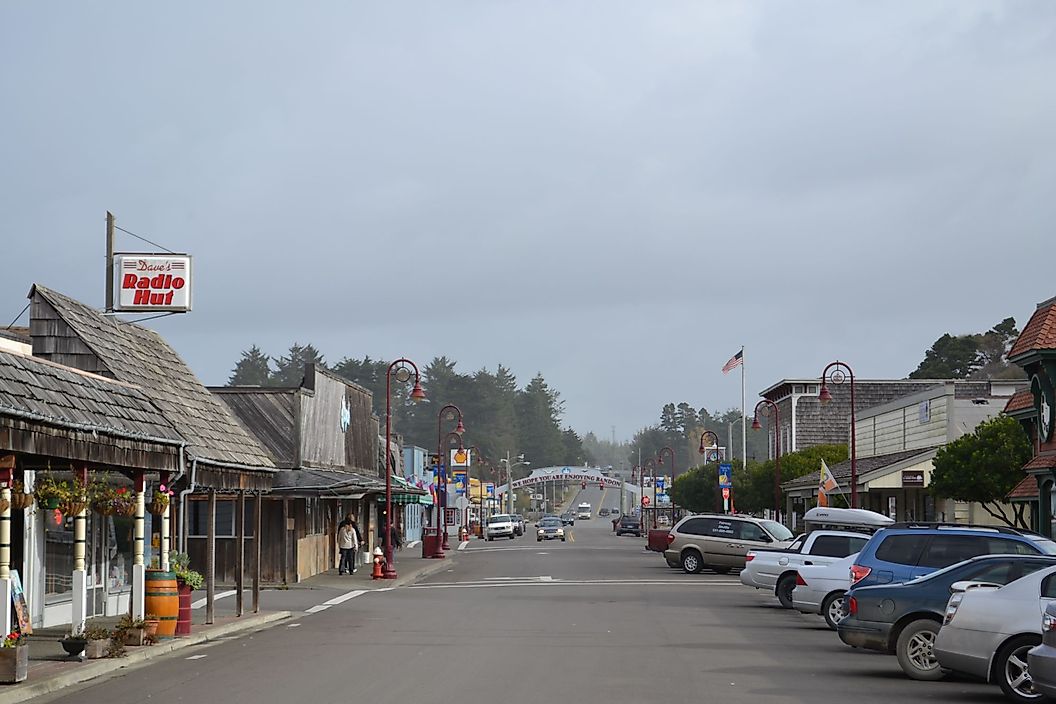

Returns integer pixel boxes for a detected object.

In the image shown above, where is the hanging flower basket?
[0,498,9,515]
[10,492,33,511]
[92,500,115,516]
[148,498,169,516]
[115,501,137,517]
[59,500,88,516]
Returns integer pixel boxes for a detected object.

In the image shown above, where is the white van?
[577,503,592,520]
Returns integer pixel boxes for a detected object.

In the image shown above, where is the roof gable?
[28,285,273,469]
[1009,297,1056,360]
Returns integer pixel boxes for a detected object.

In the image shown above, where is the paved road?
[38,511,1010,704]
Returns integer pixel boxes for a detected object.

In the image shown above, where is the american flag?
[721,349,743,375]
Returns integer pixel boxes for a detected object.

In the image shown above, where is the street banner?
[718,463,732,488]
[453,470,468,495]
[486,483,495,496]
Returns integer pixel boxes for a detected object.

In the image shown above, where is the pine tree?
[272,343,326,387]
[228,345,273,386]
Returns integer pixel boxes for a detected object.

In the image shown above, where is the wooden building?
[212,365,424,582]
[27,285,275,617]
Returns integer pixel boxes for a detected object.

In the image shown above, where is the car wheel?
[681,550,703,574]
[713,567,732,575]
[895,619,945,681]
[487,537,493,542]
[995,635,1044,703]
[537,537,542,542]
[822,591,847,631]
[561,537,566,542]
[776,574,797,609]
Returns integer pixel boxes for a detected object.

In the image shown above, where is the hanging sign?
[450,448,472,467]
[115,254,193,312]
[718,464,732,488]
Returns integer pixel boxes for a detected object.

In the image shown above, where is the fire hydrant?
[371,546,385,580]
[459,525,469,542]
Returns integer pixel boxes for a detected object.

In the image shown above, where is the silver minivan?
[664,514,795,574]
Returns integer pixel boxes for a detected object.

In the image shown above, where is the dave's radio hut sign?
[116,255,193,312]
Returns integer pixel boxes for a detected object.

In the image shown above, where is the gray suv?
[664,514,795,574]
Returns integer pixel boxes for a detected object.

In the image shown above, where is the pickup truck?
[740,530,870,608]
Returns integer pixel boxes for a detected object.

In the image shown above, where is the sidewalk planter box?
[85,639,108,659]
[176,581,193,636]
[0,645,28,684]
[123,628,146,646]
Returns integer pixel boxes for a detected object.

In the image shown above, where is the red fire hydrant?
[371,546,385,580]
[459,525,469,542]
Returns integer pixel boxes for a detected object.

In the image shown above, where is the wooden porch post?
[160,470,171,572]
[282,498,290,585]
[236,490,244,617]
[72,464,89,636]
[132,471,146,619]
[206,488,216,625]
[253,492,262,613]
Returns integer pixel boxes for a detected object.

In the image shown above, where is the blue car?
[849,523,1056,591]
[839,554,1056,681]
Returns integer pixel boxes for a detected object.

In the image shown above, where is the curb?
[0,611,291,704]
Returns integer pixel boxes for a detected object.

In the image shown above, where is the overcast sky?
[3,2,1054,441]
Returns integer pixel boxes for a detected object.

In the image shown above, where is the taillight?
[944,593,964,626]
[795,572,807,587]
[850,565,871,585]
[745,553,755,563]
[1044,612,1056,633]
[666,533,675,546]
[847,597,857,616]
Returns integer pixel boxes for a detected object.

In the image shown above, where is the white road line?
[540,576,553,581]
[408,580,741,590]
[323,589,365,606]
[457,540,469,551]
[287,623,302,628]
[191,590,237,610]
[305,604,331,614]
[186,654,208,660]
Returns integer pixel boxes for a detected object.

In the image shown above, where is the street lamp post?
[657,446,676,524]
[643,458,658,529]
[752,399,782,521]
[384,358,427,579]
[436,405,465,553]
[499,453,529,515]
[818,360,858,508]
[698,430,721,513]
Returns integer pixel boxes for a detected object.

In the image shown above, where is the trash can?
[422,528,440,558]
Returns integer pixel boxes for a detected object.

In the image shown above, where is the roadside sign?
[642,496,651,506]
[722,487,730,500]
[718,463,732,488]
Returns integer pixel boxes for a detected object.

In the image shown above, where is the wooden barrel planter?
[144,570,179,639]
[176,580,193,636]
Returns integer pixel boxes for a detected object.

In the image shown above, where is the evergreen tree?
[517,374,566,467]
[272,343,326,387]
[227,345,273,386]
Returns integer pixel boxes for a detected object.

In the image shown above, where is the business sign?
[512,471,621,489]
[115,254,193,312]
[452,470,468,495]
[486,483,495,497]
[718,463,732,488]
[901,470,925,487]
[450,448,472,468]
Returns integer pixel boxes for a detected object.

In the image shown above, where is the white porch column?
[131,479,146,619]
[72,503,87,636]
[160,501,171,572]
[0,482,12,636]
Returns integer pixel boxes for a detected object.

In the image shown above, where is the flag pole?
[740,345,746,477]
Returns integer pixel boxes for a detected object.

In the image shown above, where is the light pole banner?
[453,470,468,495]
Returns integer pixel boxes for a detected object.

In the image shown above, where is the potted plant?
[59,629,87,658]
[9,479,33,510]
[35,475,89,515]
[82,625,110,660]
[0,631,28,683]
[170,552,202,636]
[116,614,147,646]
[143,614,160,641]
[148,484,174,515]
[34,475,64,510]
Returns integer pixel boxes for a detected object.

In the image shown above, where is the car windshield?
[1029,538,1056,555]
[540,519,561,528]
[761,521,794,541]
[488,515,512,524]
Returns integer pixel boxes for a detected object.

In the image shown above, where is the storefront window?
[189,500,255,537]
[43,509,76,601]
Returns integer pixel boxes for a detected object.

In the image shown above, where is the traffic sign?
[722,487,730,500]
[642,496,651,506]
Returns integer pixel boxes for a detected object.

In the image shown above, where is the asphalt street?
[36,492,1011,704]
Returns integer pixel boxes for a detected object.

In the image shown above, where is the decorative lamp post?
[818,360,858,508]
[698,430,721,512]
[752,399,782,521]
[384,358,426,579]
[436,405,465,553]
[643,458,658,529]
[657,446,676,524]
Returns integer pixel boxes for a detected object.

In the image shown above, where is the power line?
[113,225,178,254]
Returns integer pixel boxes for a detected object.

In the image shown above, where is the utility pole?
[105,211,115,312]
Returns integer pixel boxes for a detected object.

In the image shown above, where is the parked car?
[742,507,891,607]
[839,554,1056,681]
[849,523,1056,590]
[560,512,575,526]
[617,515,641,537]
[536,517,566,542]
[663,514,795,575]
[1028,601,1056,700]
[485,514,516,541]
[935,564,1056,703]
[791,553,860,630]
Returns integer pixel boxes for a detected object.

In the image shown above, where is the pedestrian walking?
[337,514,360,575]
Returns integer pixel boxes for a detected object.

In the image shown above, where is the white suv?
[486,514,516,541]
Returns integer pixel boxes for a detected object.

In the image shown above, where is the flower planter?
[0,645,28,684]
[59,637,86,658]
[84,639,108,660]
[0,498,9,515]
[148,499,169,516]
[39,497,60,510]
[60,501,88,516]
[144,619,160,640]
[10,493,33,511]
[123,628,145,646]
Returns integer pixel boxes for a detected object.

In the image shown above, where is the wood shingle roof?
[29,285,274,470]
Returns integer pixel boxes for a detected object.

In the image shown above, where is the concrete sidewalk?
[294,538,465,591]
[0,610,290,704]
